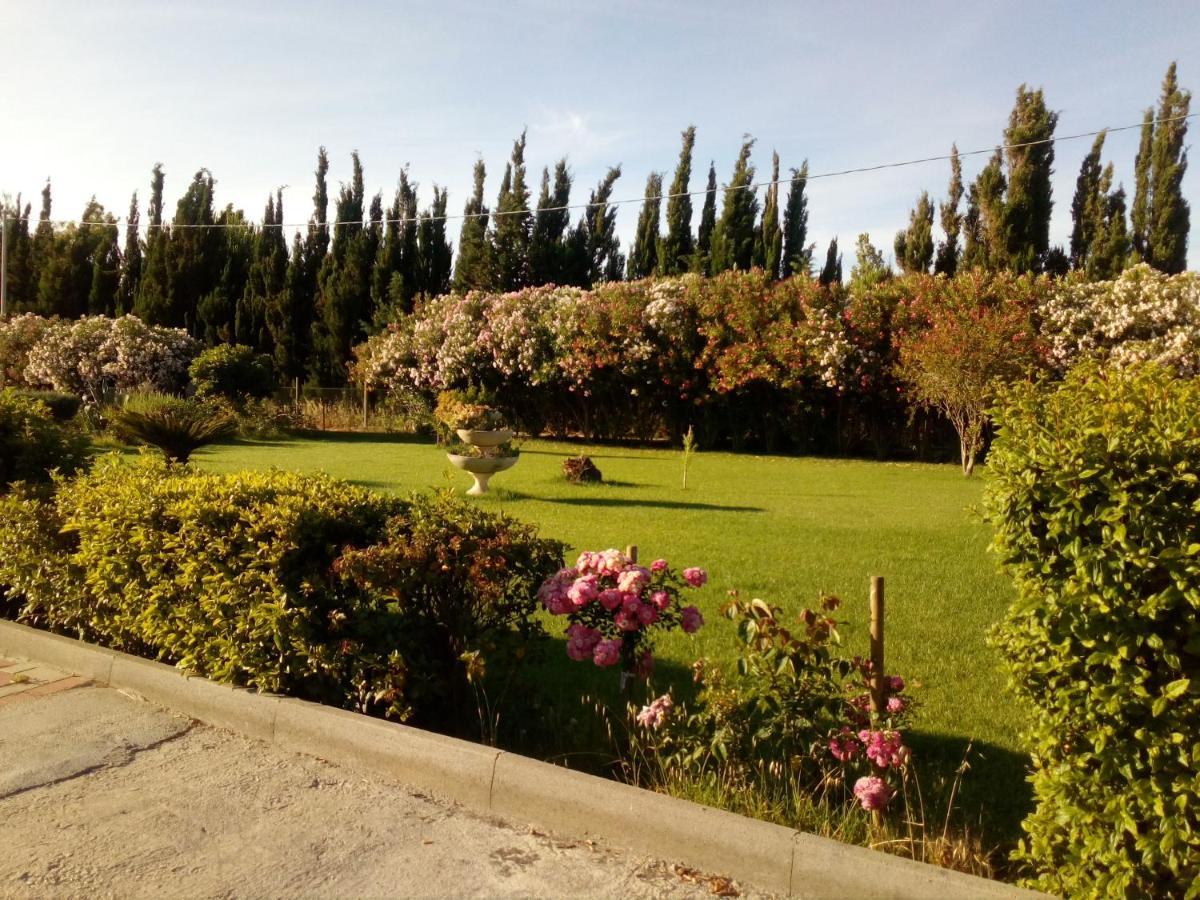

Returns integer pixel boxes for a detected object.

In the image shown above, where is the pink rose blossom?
[597,588,624,611]
[593,639,622,667]
[635,693,673,729]
[567,576,598,608]
[858,730,908,769]
[886,675,905,693]
[637,604,659,626]
[828,728,860,762]
[886,696,906,715]
[614,609,641,632]
[617,567,650,594]
[852,776,894,812]
[680,605,704,634]
[650,559,668,573]
[682,567,708,588]
[649,590,671,611]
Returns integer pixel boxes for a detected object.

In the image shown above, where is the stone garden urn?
[447,428,518,495]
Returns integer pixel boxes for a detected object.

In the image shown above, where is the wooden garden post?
[362,380,369,430]
[625,544,638,563]
[869,576,885,716]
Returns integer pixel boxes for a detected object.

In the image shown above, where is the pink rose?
[852,776,894,812]
[886,675,905,693]
[567,576,598,608]
[593,639,622,667]
[637,604,659,626]
[680,605,704,634]
[617,567,650,594]
[682,567,708,588]
[597,588,624,611]
[886,696,906,715]
[614,609,641,632]
[635,693,673,729]
[649,590,671,611]
[828,727,860,762]
[650,559,668,573]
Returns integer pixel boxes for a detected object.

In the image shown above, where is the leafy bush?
[0,313,54,387]
[0,457,564,728]
[433,387,504,434]
[188,343,277,402]
[9,389,82,422]
[109,393,236,463]
[0,388,89,492]
[985,363,1200,895]
[562,455,602,483]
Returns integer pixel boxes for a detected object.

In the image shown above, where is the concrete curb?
[0,620,1039,899]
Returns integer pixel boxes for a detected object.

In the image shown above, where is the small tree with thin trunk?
[897,301,1039,476]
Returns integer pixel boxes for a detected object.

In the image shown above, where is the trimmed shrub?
[9,389,82,422]
[109,393,237,463]
[985,363,1200,895]
[0,388,89,492]
[0,456,564,728]
[188,343,277,402]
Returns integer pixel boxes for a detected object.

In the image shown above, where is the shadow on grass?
[541,496,765,513]
[519,448,673,462]
[288,429,434,445]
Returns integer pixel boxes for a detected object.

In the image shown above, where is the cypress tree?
[1001,85,1058,272]
[238,191,288,351]
[530,159,572,286]
[417,186,453,299]
[894,192,935,274]
[691,162,718,274]
[710,138,759,273]
[117,192,141,315]
[199,204,253,345]
[1130,110,1154,263]
[29,180,55,315]
[371,185,405,324]
[570,166,623,286]
[934,146,963,275]
[1070,132,1106,269]
[658,126,695,275]
[36,199,119,318]
[1089,177,1131,281]
[1,196,34,313]
[850,233,890,289]
[627,171,662,279]
[1147,62,1191,273]
[782,161,812,277]
[966,149,1007,270]
[165,169,221,334]
[453,160,490,293]
[134,164,171,324]
[754,151,783,279]
[818,237,842,286]
[489,131,532,291]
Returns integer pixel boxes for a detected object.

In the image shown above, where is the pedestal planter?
[455,428,513,447]
[446,453,518,496]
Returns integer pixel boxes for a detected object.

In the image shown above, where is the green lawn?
[195,432,1031,848]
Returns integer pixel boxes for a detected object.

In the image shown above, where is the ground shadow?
[289,429,434,445]
[519,448,671,462]
[541,496,764,513]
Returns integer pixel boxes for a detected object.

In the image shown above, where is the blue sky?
[2,1,1197,268]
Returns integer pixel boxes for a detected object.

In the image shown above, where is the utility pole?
[1,210,8,319]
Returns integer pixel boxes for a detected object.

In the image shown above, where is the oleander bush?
[985,363,1200,896]
[188,343,277,402]
[0,388,89,492]
[0,456,564,729]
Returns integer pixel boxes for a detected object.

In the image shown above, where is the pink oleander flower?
[597,588,624,611]
[682,567,708,588]
[853,776,894,812]
[828,728,861,762]
[680,605,704,633]
[568,576,599,608]
[650,559,668,573]
[649,590,671,611]
[617,567,650,594]
[858,729,908,769]
[636,693,673,729]
[593,639,622,667]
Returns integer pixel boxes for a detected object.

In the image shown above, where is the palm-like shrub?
[110,393,235,464]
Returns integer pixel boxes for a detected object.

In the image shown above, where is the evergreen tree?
[1002,85,1058,272]
[453,160,490,293]
[1070,132,1106,269]
[894,192,935,274]
[237,191,288,351]
[1090,180,1131,281]
[117,192,141,315]
[691,162,718,274]
[198,205,253,345]
[627,171,662,279]
[710,138,759,273]
[850,233,890,289]
[417,186,453,299]
[371,168,420,318]
[165,169,222,334]
[569,166,623,286]
[934,146,963,275]
[1137,62,1191,273]
[134,164,171,324]
[489,131,532,291]
[36,199,120,318]
[781,161,812,277]
[658,126,695,276]
[1,196,34,312]
[818,237,842,286]
[530,159,572,285]
[754,151,783,279]
[964,149,1007,270]
[1130,109,1154,263]
[29,180,55,314]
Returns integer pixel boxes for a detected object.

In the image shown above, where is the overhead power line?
[15,111,1198,232]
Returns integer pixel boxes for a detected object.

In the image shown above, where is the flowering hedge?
[0,314,198,401]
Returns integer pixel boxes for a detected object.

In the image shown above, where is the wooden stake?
[361,381,369,430]
[869,576,885,716]
[625,544,638,564]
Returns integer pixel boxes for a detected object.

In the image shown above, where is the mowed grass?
[195,432,1032,847]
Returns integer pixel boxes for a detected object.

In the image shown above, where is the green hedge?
[985,364,1200,896]
[0,388,89,492]
[0,456,563,728]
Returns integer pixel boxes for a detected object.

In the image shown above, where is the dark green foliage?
[0,458,564,729]
[109,393,236,464]
[962,149,1005,271]
[34,199,120,318]
[165,170,224,333]
[134,164,171,326]
[10,390,81,422]
[117,192,141,315]
[985,364,1200,895]
[754,151,783,280]
[530,159,573,286]
[0,388,89,491]
[710,138,759,273]
[571,166,624,285]
[627,172,663,280]
[692,162,718,275]
[1001,85,1058,273]
[894,192,935,275]
[188,343,276,402]
[1070,132,1130,281]
[1131,62,1191,274]
[849,233,888,289]
[0,196,35,313]
[417,186,453,299]
[238,191,288,352]
[489,131,533,291]
[197,206,254,346]
[658,126,695,276]
[818,237,841,286]
[453,160,490,293]
[781,162,811,277]
[1070,132,1106,269]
